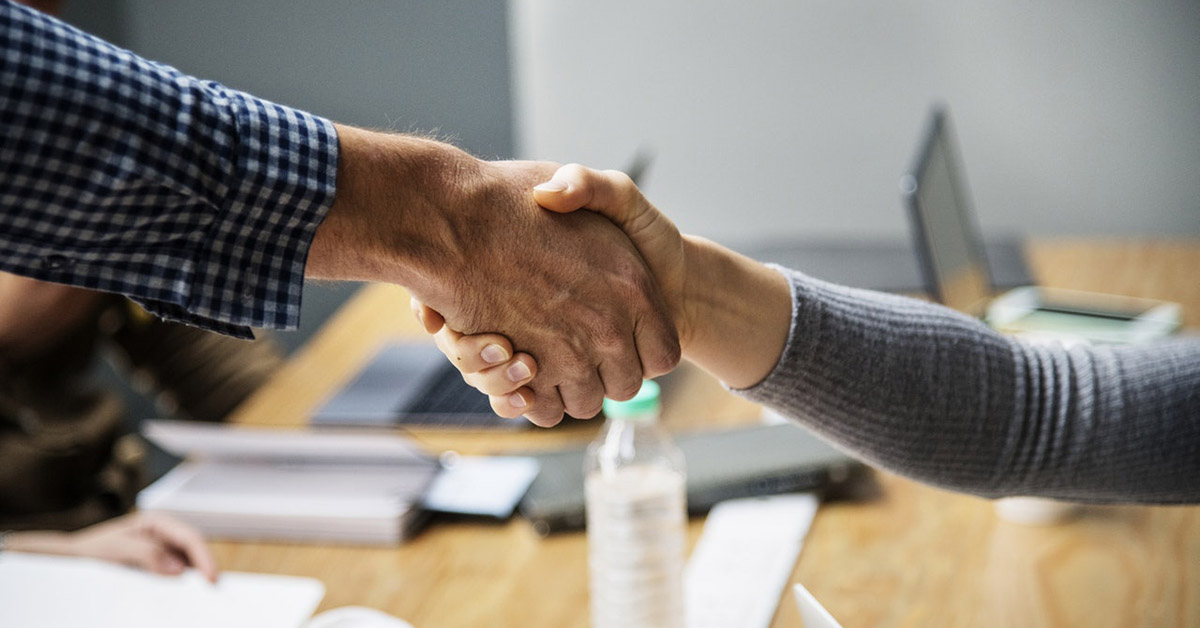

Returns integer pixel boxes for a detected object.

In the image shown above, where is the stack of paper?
[138,421,438,545]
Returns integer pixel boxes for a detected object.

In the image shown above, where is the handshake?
[310,125,792,427]
[413,163,690,427]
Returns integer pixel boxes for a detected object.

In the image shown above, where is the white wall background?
[509,0,1200,244]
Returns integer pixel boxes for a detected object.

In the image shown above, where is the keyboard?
[395,363,527,429]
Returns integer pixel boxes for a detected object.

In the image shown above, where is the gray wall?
[510,0,1200,244]
[64,0,1200,250]
[57,0,1200,332]
[64,0,514,157]
[60,0,515,352]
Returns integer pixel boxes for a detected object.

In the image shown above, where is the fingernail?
[534,179,568,193]
[508,393,527,409]
[480,344,508,364]
[507,361,531,382]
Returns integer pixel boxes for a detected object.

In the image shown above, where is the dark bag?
[0,386,141,531]
[0,319,140,532]
[0,296,280,531]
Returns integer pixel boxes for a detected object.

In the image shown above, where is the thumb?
[410,297,446,335]
[532,163,644,231]
[534,164,677,265]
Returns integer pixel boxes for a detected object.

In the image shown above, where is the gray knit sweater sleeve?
[735,267,1200,504]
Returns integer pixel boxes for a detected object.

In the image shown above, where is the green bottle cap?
[602,380,661,419]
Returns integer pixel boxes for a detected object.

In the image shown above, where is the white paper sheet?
[0,552,324,628]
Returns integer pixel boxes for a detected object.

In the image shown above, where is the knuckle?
[462,372,487,392]
[603,169,638,205]
[587,317,627,352]
[557,344,593,378]
[562,378,605,419]
[480,372,516,396]
[489,396,520,419]
[605,169,634,189]
[617,262,655,302]
[526,410,563,428]
[644,335,682,377]
[575,399,604,419]
[607,376,642,402]
[562,162,587,179]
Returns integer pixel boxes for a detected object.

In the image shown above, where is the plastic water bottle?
[585,380,687,628]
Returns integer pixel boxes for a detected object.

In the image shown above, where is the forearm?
[4,530,72,555]
[678,236,792,389]
[0,2,337,337]
[308,125,478,292]
[737,268,1200,503]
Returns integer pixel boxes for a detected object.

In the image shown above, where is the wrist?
[308,124,483,291]
[4,530,72,556]
[679,236,747,354]
[677,236,715,353]
[679,235,791,389]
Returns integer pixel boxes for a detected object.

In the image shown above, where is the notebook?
[137,421,541,543]
[137,421,438,545]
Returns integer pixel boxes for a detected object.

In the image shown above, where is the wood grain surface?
[218,238,1200,628]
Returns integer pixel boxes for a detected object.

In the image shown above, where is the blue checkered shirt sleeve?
[1,1,339,338]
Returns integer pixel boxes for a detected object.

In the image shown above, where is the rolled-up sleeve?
[0,0,338,338]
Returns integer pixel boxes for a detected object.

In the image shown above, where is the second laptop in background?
[311,342,527,430]
[902,106,1180,344]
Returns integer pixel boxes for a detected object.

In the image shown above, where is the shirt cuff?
[0,3,339,338]
[139,98,339,338]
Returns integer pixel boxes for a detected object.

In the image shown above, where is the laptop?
[901,106,1180,343]
[518,423,869,535]
[311,342,529,430]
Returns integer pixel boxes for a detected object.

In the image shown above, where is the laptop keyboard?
[397,363,527,429]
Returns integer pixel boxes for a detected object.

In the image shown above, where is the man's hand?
[413,162,692,419]
[308,127,680,426]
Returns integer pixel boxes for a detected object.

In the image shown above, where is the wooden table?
[219,238,1200,628]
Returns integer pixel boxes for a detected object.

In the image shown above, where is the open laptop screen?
[902,108,992,315]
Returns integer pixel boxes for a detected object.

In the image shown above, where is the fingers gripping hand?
[411,163,688,424]
[416,305,608,423]
[435,322,540,418]
[410,296,446,335]
[413,297,540,419]
[406,161,678,426]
